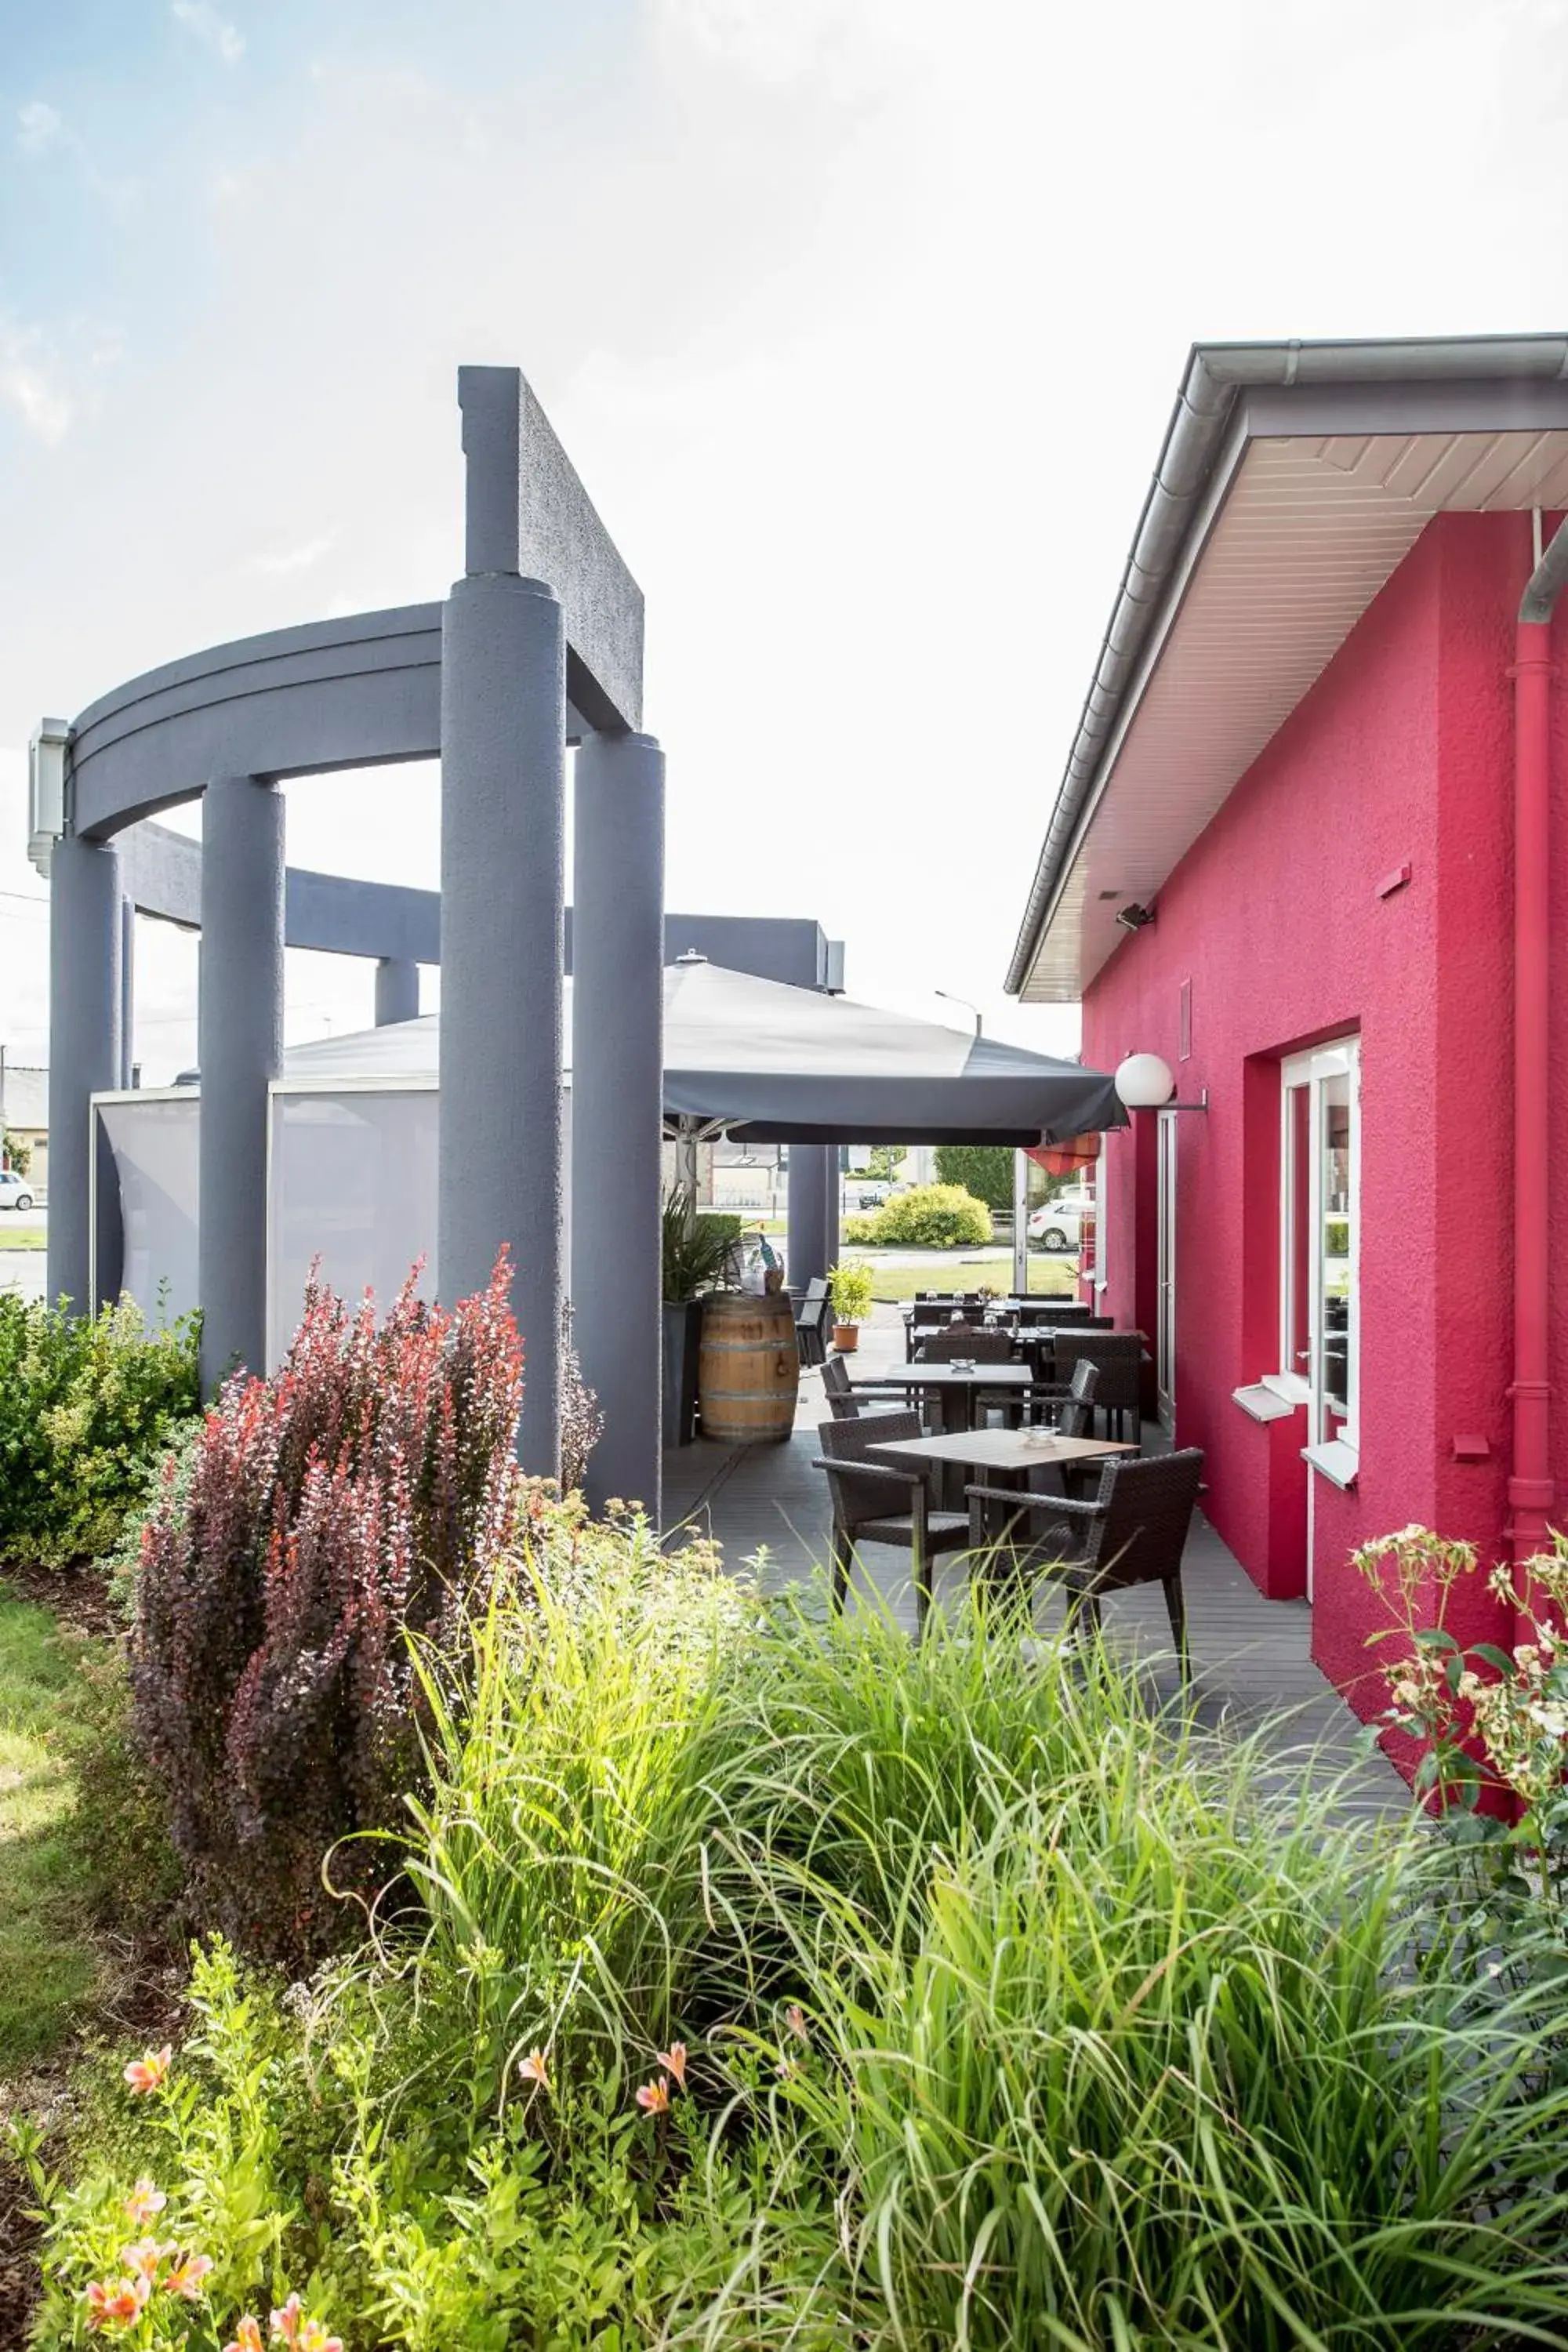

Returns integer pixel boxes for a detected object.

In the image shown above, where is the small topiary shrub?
[0,1293,201,1568]
[132,1258,525,1970]
[870,1182,992,1249]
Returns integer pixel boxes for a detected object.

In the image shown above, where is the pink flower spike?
[517,2046,550,2089]
[124,2176,168,2226]
[122,2044,172,2094]
[223,2323,266,2352]
[271,2295,306,2345]
[656,2040,688,2091]
[636,2075,671,2115]
[165,2251,215,2299]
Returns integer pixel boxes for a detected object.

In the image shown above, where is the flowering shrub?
[132,1258,524,1968]
[0,1293,200,1567]
[1354,1524,1568,1913]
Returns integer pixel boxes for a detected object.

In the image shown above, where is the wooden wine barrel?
[699,1290,800,1444]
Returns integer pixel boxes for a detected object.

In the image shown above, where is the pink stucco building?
[1007,334,1568,1722]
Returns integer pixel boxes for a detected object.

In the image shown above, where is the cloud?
[251,532,336,576]
[171,0,245,65]
[17,100,63,155]
[0,317,74,443]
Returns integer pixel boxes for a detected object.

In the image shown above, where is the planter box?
[661,1299,705,1449]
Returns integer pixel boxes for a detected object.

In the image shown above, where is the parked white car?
[1028,1189,1094,1251]
[0,1170,36,1212]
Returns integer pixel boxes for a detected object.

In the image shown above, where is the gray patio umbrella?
[279,958,1124,1145]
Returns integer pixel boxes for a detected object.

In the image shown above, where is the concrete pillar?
[375,956,419,1026]
[46,834,122,1313]
[572,730,666,1519]
[787,1143,831,1292]
[439,569,567,1477]
[198,775,284,1392]
[825,1149,842,1276]
[119,898,135,1090]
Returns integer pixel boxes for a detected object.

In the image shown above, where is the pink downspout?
[1509,514,1568,1565]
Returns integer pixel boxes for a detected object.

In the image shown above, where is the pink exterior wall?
[1078,510,1566,1717]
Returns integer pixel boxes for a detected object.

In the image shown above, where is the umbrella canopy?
[281,960,1124,1145]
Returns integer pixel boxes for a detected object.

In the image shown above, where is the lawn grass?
[0,1226,46,1250]
[862,1251,1082,1302]
[0,1592,103,2074]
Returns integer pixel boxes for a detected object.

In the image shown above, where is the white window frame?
[1279,1036,1360,1472]
[1091,1134,1109,1294]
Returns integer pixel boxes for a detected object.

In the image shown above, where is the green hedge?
[866,1183,992,1250]
[0,1295,200,1568]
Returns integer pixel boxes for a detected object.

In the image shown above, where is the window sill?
[1232,1382,1299,1425]
[1261,1371,1310,1406]
[1303,1438,1359,1491]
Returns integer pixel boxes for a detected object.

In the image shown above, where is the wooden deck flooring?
[663,1305,1407,1825]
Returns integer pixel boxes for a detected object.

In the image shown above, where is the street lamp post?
[935,988,982,1040]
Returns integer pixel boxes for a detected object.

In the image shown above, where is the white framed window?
[1279,1037,1359,1478]
[1078,1135,1110,1293]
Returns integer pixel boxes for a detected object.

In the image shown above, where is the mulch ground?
[0,1559,118,1640]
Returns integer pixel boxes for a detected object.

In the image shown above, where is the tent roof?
[281,960,1124,1145]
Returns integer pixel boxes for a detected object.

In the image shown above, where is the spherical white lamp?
[1114,1051,1175,1110]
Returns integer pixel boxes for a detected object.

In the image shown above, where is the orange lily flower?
[85,2276,148,2328]
[223,2322,265,2352]
[271,2296,306,2345]
[122,2044,172,2094]
[121,2238,175,2282]
[784,2003,809,2043]
[656,2041,688,2090]
[165,2251,215,2299]
[123,2177,168,2227]
[635,2075,671,2115]
[297,2321,344,2352]
[517,2047,550,2089]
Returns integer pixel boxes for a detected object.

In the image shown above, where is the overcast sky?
[4,0,1567,1081]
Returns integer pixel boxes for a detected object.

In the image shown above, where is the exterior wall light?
[1113,1052,1209,1113]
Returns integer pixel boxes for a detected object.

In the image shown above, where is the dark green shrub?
[934,1142,1014,1210]
[871,1182,991,1248]
[131,1259,525,1970]
[0,1295,200,1568]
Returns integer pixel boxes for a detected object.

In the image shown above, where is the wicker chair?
[793,1279,829,1367]
[814,1411,970,1641]
[820,1352,909,1420]
[966,1447,1204,1678]
[1050,1331,1143,1439]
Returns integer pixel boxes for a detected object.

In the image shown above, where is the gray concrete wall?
[46,834,122,1311]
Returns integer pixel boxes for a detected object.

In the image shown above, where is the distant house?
[1007,330,1568,1717]
[0,1062,49,1195]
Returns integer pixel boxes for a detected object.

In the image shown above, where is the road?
[0,1206,49,1303]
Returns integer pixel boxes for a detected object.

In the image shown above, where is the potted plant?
[662,1187,739,1446]
[828,1258,874,1353]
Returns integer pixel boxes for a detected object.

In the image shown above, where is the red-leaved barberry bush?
[132,1255,527,1969]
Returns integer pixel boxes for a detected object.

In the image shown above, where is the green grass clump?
[0,1594,103,2071]
[30,1523,1568,2349]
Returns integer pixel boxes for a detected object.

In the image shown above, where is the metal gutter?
[1005,330,1568,998]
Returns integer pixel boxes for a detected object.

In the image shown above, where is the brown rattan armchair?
[966,1446,1204,1679]
[820,1352,911,1420]
[1049,1331,1143,1439]
[814,1411,970,1641]
[916,1324,1017,1364]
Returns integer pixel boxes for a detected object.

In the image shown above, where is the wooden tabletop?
[852,1362,1033,1388]
[869,1428,1138,1471]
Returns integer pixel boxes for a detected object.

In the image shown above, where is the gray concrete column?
[119,898,135,1090]
[47,834,122,1313]
[438,571,566,1478]
[571,730,666,1519]
[375,956,419,1026]
[787,1143,831,1293]
[198,775,284,1392]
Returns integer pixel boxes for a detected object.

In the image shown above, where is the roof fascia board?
[1244,376,1568,437]
[1022,397,1254,984]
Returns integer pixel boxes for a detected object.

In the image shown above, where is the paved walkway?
[664,1305,1407,1825]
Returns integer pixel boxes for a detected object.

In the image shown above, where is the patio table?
[851,1361,1033,1436]
[868,1425,1138,1530]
